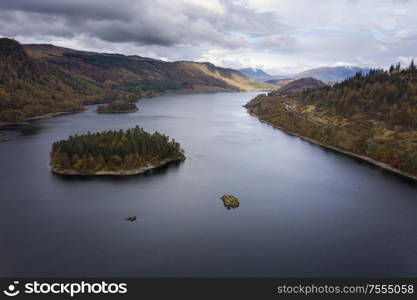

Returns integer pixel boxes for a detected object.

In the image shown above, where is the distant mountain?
[238,68,274,82]
[265,78,294,88]
[294,66,370,82]
[240,66,370,83]
[270,77,327,96]
[238,68,287,82]
[0,38,271,123]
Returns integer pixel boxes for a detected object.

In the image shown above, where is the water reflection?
[0,122,45,136]
[50,160,185,183]
[266,123,417,187]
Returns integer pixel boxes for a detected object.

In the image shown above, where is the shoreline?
[0,110,83,128]
[0,89,267,128]
[51,157,185,176]
[247,109,417,182]
[26,110,82,121]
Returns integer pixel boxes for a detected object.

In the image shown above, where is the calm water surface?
[0,92,416,277]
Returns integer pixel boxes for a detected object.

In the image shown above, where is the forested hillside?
[246,63,417,179]
[0,39,84,123]
[0,38,270,124]
[299,65,417,129]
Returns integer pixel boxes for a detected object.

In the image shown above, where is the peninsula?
[246,64,417,181]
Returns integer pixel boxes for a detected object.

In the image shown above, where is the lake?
[0,92,416,277]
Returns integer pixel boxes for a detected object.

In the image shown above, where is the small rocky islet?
[220,194,240,209]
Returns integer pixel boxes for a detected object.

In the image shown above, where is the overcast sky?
[1,0,416,74]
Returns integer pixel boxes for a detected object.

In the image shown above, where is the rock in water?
[220,194,239,209]
[125,216,137,222]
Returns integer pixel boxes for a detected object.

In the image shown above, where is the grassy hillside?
[246,65,417,179]
[0,38,270,123]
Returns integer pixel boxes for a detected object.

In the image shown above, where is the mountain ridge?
[240,66,370,83]
[238,68,287,82]
[0,38,271,124]
[294,66,370,82]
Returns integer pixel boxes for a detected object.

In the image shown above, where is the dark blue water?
[0,92,416,277]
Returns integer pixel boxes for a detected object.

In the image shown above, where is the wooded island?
[50,126,185,175]
[96,101,138,114]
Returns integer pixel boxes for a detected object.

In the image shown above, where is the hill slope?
[0,38,270,123]
[246,66,417,179]
[0,39,85,123]
[24,43,270,93]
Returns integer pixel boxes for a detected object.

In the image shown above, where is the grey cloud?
[0,0,132,21]
[0,0,288,48]
[0,10,77,39]
[2,0,412,73]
